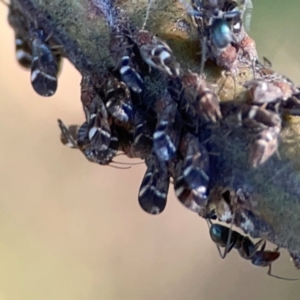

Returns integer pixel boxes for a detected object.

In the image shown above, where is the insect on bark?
[138,154,170,215]
[153,92,182,162]
[103,75,133,123]
[30,28,60,97]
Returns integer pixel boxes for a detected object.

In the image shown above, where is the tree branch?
[5,0,300,268]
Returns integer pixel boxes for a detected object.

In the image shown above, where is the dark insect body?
[109,28,144,93]
[181,133,210,192]
[30,28,60,97]
[138,155,170,214]
[15,34,32,69]
[130,111,154,159]
[58,119,119,166]
[172,132,210,213]
[173,160,207,214]
[103,75,133,123]
[3,0,62,95]
[208,222,298,281]
[84,95,112,152]
[153,92,182,162]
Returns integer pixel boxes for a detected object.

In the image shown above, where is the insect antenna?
[106,163,131,169]
[110,159,144,166]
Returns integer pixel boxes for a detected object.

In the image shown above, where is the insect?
[172,132,210,212]
[130,0,180,78]
[103,75,133,123]
[187,1,257,71]
[5,0,63,79]
[130,111,154,159]
[153,92,182,162]
[280,93,300,116]
[181,132,210,193]
[221,102,282,168]
[181,71,221,122]
[119,54,144,93]
[138,154,170,214]
[189,0,241,48]
[208,221,298,281]
[83,95,112,152]
[173,159,208,214]
[109,26,145,93]
[184,1,240,73]
[91,0,144,93]
[2,0,32,68]
[14,33,33,69]
[251,61,298,102]
[29,27,61,97]
[58,119,119,166]
[80,74,114,152]
[133,30,180,78]
[244,79,286,105]
[80,74,98,109]
[109,20,144,93]
[237,31,257,63]
[58,119,79,149]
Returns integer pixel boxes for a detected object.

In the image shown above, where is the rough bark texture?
[4,0,300,267]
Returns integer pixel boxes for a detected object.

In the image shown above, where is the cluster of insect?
[4,0,300,279]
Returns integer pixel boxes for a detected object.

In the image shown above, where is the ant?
[207,220,298,281]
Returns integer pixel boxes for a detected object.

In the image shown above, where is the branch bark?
[5,0,300,267]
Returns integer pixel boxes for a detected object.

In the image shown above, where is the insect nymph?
[30,28,60,97]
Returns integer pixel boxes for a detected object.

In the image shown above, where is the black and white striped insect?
[58,119,119,166]
[2,0,62,96]
[126,0,181,78]
[138,154,170,214]
[173,132,210,212]
[83,95,112,152]
[30,28,61,97]
[4,1,32,68]
[173,159,208,214]
[15,33,32,69]
[181,132,210,193]
[103,75,133,123]
[129,111,154,159]
[118,53,144,93]
[109,26,145,93]
[153,92,182,162]
[133,29,180,78]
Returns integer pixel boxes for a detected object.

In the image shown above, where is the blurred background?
[1,1,300,299]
